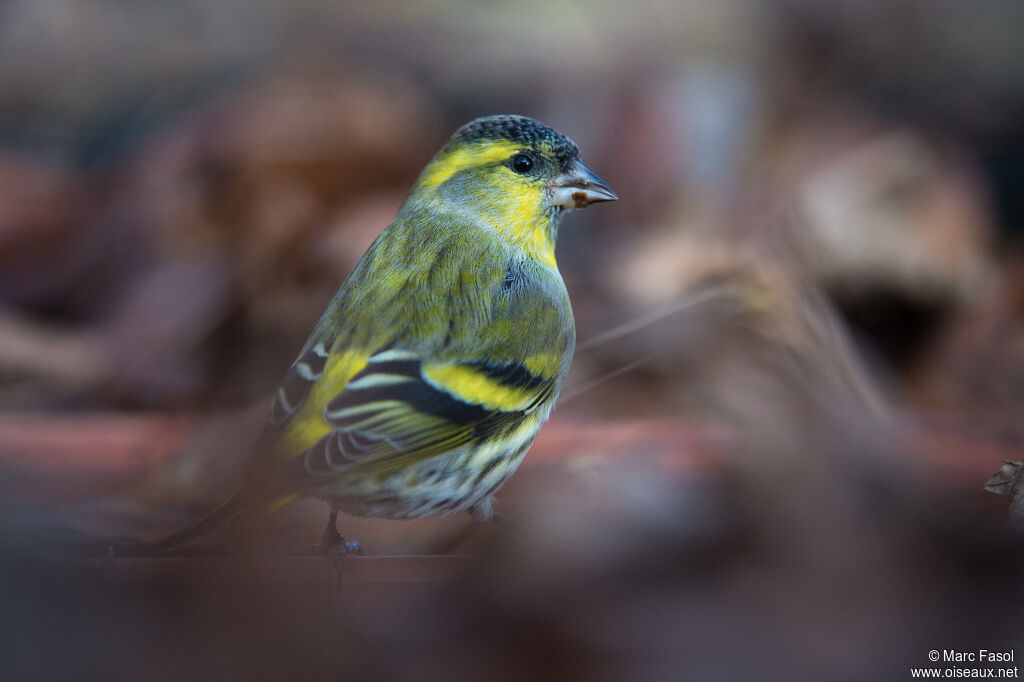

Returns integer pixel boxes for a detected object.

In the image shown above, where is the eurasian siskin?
[159,114,616,552]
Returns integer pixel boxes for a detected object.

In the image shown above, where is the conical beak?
[549,159,618,209]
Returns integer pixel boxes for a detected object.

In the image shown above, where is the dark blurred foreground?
[3,417,1023,682]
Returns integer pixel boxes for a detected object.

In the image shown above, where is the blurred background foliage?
[2,1,1024,680]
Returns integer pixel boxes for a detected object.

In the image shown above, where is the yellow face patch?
[416,139,522,190]
[413,139,559,269]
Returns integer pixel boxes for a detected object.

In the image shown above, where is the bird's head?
[409,114,617,266]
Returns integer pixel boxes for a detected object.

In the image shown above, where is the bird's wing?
[277,346,559,488]
[258,222,573,491]
[267,334,334,431]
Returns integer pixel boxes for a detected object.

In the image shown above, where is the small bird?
[158,114,616,553]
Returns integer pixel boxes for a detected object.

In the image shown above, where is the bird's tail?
[146,489,300,555]
[147,492,255,555]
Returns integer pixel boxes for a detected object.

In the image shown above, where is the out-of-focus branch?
[0,306,106,388]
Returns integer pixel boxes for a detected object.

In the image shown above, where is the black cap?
[452,115,579,169]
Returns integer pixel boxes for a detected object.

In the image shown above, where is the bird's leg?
[316,509,364,556]
[316,508,364,597]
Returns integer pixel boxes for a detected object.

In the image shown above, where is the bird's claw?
[316,530,364,556]
[316,528,364,596]
[337,538,365,556]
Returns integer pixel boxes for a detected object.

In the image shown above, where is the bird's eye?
[510,153,534,174]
